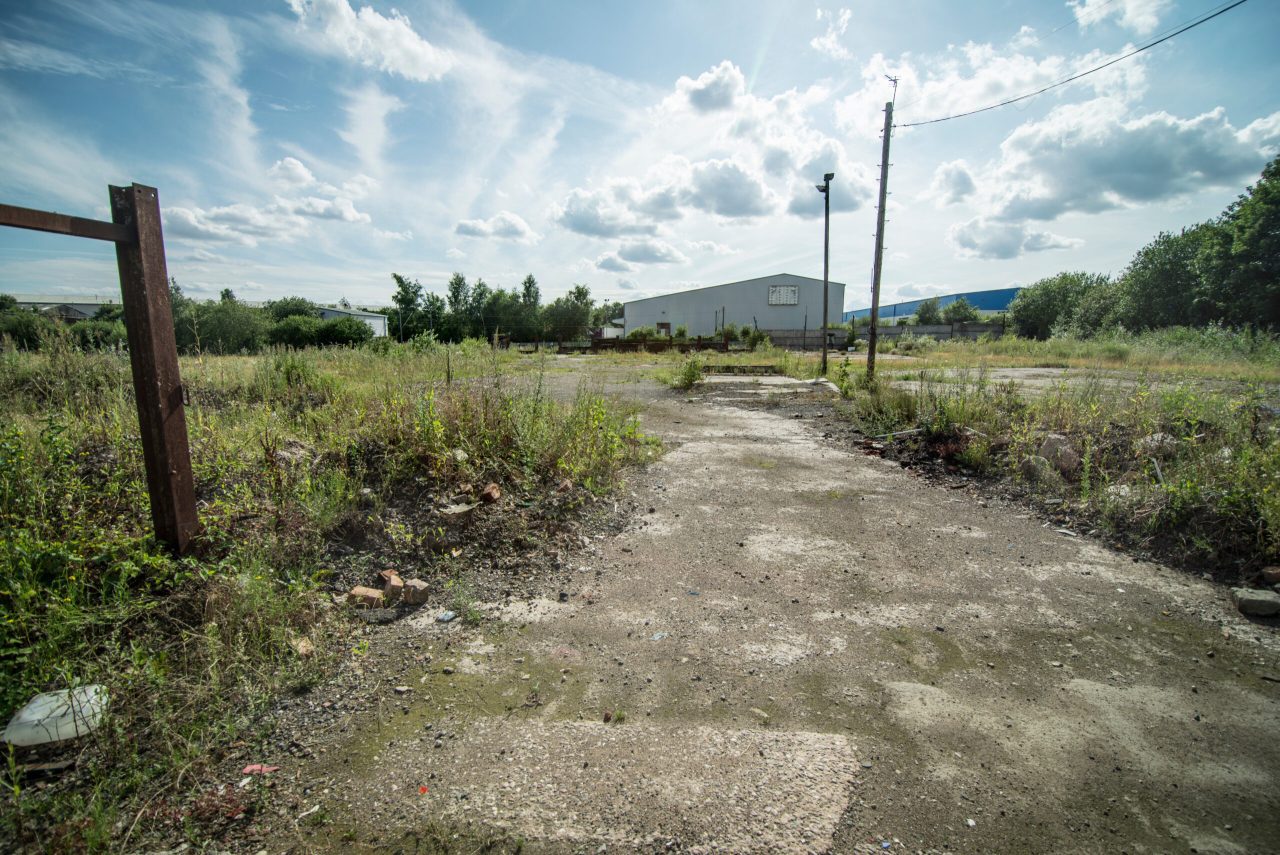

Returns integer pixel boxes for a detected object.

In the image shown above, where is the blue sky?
[1,0,1276,310]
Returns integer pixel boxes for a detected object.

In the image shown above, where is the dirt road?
[275,371,1280,854]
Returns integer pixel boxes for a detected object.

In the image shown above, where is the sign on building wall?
[767,284,799,305]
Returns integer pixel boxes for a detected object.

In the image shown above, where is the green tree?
[0,294,16,313]
[914,296,942,325]
[544,284,593,344]
[266,296,321,322]
[591,300,623,329]
[219,288,236,303]
[390,273,424,341]
[1008,272,1105,339]
[0,308,53,350]
[316,316,373,346]
[941,296,980,324]
[197,300,268,354]
[1109,227,1210,331]
[1198,156,1280,328]
[267,315,322,348]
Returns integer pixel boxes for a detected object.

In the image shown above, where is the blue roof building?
[843,287,1021,322]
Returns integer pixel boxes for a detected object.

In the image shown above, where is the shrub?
[941,297,980,324]
[0,310,55,350]
[626,326,655,342]
[316,316,374,347]
[914,296,942,325]
[674,324,688,339]
[268,315,322,348]
[71,319,127,351]
[668,356,703,390]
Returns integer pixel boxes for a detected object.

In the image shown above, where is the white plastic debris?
[2,685,108,746]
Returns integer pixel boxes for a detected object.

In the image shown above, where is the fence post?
[110,184,199,555]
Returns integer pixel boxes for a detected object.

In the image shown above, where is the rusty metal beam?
[110,184,200,555]
[0,202,134,244]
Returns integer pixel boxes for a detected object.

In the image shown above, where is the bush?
[626,326,655,342]
[941,297,980,324]
[266,296,322,322]
[914,297,942,325]
[268,315,322,349]
[71,319,128,351]
[0,310,55,350]
[316,316,374,347]
[674,324,688,339]
[668,356,703,390]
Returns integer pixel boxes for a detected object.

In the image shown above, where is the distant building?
[319,306,388,337]
[623,273,845,338]
[11,294,118,320]
[843,287,1021,323]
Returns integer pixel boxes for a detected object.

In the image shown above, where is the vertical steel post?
[110,184,199,554]
[820,175,831,376]
[867,101,893,379]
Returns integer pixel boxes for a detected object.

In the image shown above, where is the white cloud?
[165,203,309,246]
[553,187,660,237]
[616,279,640,291]
[286,195,370,223]
[454,210,539,243]
[445,247,466,259]
[686,159,775,217]
[929,160,976,206]
[673,60,744,112]
[686,240,736,255]
[617,239,688,265]
[948,217,1081,260]
[1070,0,1170,35]
[811,8,852,61]
[338,83,403,177]
[268,157,316,189]
[1242,112,1280,152]
[287,0,452,82]
[595,253,634,273]
[987,99,1275,221]
[896,282,952,299]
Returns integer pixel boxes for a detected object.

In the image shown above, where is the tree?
[266,296,321,322]
[914,296,942,325]
[1008,272,1105,340]
[941,296,980,324]
[268,315,321,348]
[316,316,373,346]
[0,294,15,313]
[543,284,593,344]
[590,300,623,329]
[219,288,236,303]
[1109,228,1209,331]
[198,300,267,354]
[1198,156,1280,328]
[390,273,424,341]
[520,274,540,309]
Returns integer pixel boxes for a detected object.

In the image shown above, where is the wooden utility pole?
[818,172,833,376]
[0,185,199,554]
[867,101,893,379]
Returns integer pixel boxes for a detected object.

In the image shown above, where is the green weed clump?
[0,343,654,849]
[666,356,704,390]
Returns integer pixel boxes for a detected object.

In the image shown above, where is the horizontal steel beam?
[0,202,135,244]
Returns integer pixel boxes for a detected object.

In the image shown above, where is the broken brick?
[403,579,430,605]
[480,482,501,503]
[347,586,384,608]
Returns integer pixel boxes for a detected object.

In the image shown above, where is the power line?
[896,0,1249,128]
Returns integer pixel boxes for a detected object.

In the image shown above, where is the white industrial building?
[318,306,388,337]
[622,273,845,339]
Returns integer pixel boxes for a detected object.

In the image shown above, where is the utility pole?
[816,172,834,375]
[867,99,893,379]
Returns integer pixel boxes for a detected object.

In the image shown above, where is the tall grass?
[0,340,654,849]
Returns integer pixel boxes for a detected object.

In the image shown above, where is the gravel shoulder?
[242,368,1280,854]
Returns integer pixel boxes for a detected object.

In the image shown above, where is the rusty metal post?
[110,184,199,554]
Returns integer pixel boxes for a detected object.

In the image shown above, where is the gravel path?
[267,372,1280,854]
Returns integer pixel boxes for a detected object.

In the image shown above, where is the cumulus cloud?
[686,159,775,217]
[286,195,370,223]
[553,187,660,238]
[454,211,539,243]
[835,41,1147,139]
[445,247,466,259]
[784,140,873,218]
[1242,111,1280,152]
[595,253,634,273]
[686,240,736,255]
[166,203,309,246]
[948,217,1081,260]
[1070,0,1170,35]
[617,239,688,265]
[268,157,317,188]
[287,0,452,82]
[988,99,1276,221]
[929,160,976,206]
[673,60,744,112]
[811,8,852,60]
[617,279,640,291]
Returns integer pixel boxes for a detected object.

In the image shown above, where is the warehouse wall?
[623,274,845,338]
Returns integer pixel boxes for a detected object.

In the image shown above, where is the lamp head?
[824,172,835,182]
[815,184,826,193]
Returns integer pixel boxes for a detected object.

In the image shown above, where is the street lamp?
[815,172,834,376]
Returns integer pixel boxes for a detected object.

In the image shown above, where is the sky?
[0,0,1276,311]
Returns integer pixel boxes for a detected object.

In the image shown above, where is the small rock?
[1038,433,1080,476]
[394,686,410,695]
[289,635,315,658]
[1261,567,1280,585]
[347,586,384,608]
[402,579,430,605]
[383,574,404,603]
[479,482,501,503]
[437,610,458,623]
[966,818,976,828]
[451,448,468,464]
[556,478,574,493]
[1137,432,1178,458]
[602,710,613,723]
[1019,455,1058,486]
[441,666,455,676]
[1231,587,1280,617]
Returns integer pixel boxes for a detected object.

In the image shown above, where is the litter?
[650,632,669,641]
[437,610,458,623]
[243,764,280,775]
[2,685,108,746]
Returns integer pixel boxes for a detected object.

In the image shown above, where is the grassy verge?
[0,336,654,851]
[836,364,1279,576]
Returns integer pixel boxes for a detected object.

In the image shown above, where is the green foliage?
[544,285,593,343]
[941,296,980,324]
[1008,271,1108,340]
[268,314,322,348]
[70,319,127,351]
[667,356,704,390]
[0,310,55,350]
[626,326,656,342]
[265,296,321,322]
[316,316,374,347]
[914,296,942,325]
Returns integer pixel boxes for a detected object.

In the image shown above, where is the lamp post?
[815,172,834,376]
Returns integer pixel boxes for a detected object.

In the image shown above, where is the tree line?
[1008,156,1279,340]
[0,272,624,354]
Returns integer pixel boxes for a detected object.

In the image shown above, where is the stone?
[479,482,501,503]
[289,635,315,658]
[1019,455,1059,485]
[394,685,410,695]
[1231,587,1280,617]
[451,448,468,465]
[1261,567,1280,585]
[402,579,430,605]
[437,610,458,623]
[347,586,384,608]
[1137,432,1178,458]
[556,478,574,493]
[383,574,404,603]
[1038,433,1080,476]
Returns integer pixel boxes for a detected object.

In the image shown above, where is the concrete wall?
[624,274,844,338]
[853,322,1005,341]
